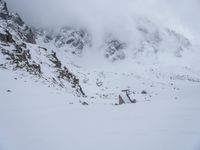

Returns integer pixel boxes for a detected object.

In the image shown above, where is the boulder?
[118,90,136,104]
[119,95,125,105]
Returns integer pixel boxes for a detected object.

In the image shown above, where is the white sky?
[6,0,200,40]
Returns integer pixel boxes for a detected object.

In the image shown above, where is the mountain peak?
[0,0,8,19]
[0,0,35,44]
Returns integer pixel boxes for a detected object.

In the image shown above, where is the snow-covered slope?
[0,0,200,101]
[0,0,200,149]
[1,69,200,150]
[0,0,200,103]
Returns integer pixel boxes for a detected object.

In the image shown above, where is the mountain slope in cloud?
[1,0,200,103]
[33,17,192,63]
[0,1,200,150]
[0,0,86,97]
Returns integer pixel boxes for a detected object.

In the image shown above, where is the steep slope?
[33,27,92,55]
[1,66,200,150]
[0,0,35,44]
[0,0,85,98]
[0,0,200,104]
[33,17,192,62]
[0,1,200,150]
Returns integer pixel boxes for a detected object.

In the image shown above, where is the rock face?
[0,0,35,44]
[135,19,191,58]
[0,0,85,97]
[47,51,85,96]
[0,43,86,97]
[1,43,41,75]
[34,27,91,55]
[105,40,126,62]
[118,95,125,105]
[0,30,14,43]
[0,0,8,19]
[0,0,194,101]
[32,18,192,62]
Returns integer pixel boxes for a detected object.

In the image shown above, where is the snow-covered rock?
[0,0,199,103]
[1,1,200,150]
[33,27,91,55]
[0,0,35,44]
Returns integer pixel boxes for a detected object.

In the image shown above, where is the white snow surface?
[1,1,200,149]
[1,60,200,150]
[1,26,200,149]
[1,28,200,150]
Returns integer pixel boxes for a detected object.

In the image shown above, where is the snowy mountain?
[0,0,200,149]
[1,0,200,103]
[1,0,200,104]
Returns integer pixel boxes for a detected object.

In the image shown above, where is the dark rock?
[48,51,62,68]
[20,43,27,48]
[0,0,36,44]
[130,99,137,103]
[24,28,36,44]
[38,46,47,51]
[44,35,53,43]
[0,0,9,19]
[96,80,103,87]
[27,63,41,75]
[82,102,88,105]
[6,89,11,92]
[167,29,191,48]
[1,45,41,75]
[105,39,126,61]
[141,90,147,94]
[0,30,14,43]
[119,95,125,105]
[10,13,24,26]
[57,66,85,97]
[54,28,91,55]
[76,85,85,97]
[66,39,75,44]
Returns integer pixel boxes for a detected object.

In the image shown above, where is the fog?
[6,0,200,40]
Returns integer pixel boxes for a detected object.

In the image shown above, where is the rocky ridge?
[0,0,198,104]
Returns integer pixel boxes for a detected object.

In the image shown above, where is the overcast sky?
[6,0,200,40]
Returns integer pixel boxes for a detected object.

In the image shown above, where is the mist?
[6,0,200,41]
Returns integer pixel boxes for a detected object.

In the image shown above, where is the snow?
[1,0,200,149]
[0,69,200,150]
[1,21,200,150]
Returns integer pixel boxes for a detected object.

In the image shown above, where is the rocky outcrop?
[47,51,62,68]
[135,19,191,57]
[0,0,8,19]
[0,0,195,101]
[47,51,85,96]
[0,42,86,96]
[54,27,91,54]
[57,66,85,96]
[0,30,14,43]
[118,95,125,105]
[0,43,41,75]
[0,0,85,97]
[166,29,191,57]
[34,27,91,55]
[0,0,36,44]
[118,90,136,105]
[105,39,126,61]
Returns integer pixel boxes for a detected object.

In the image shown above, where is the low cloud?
[6,0,200,40]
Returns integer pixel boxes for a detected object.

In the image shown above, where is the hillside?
[0,0,200,149]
